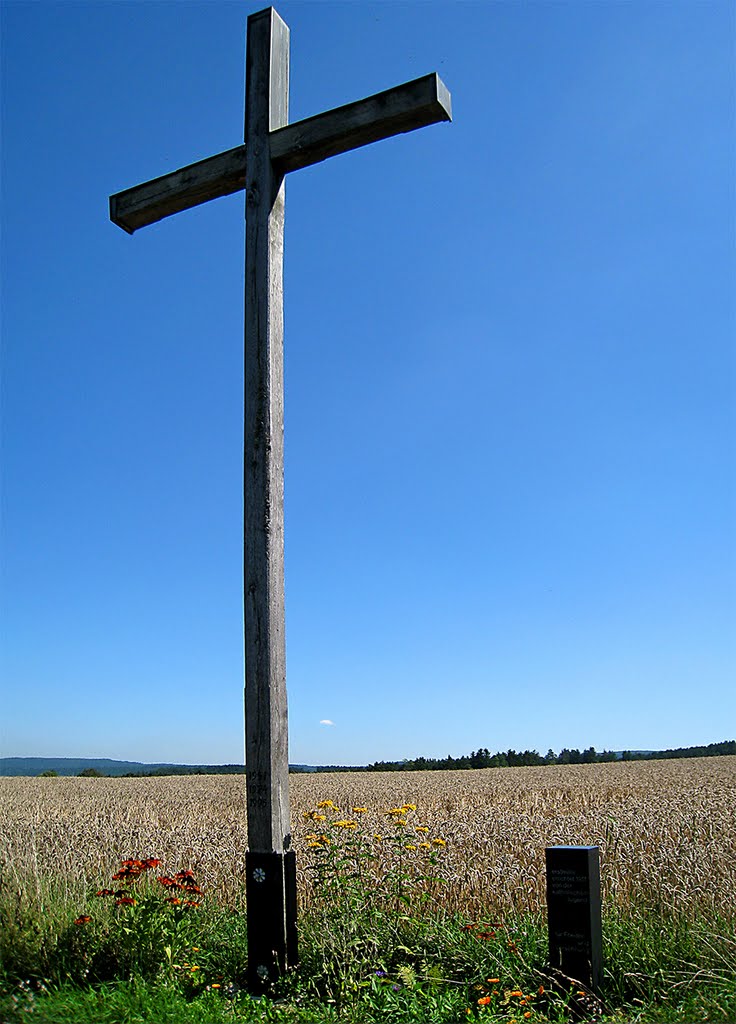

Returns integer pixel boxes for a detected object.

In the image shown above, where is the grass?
[1,758,735,1021]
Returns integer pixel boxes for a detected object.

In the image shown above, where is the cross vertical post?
[242,8,296,991]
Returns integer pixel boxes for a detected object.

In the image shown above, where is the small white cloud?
[319,719,335,727]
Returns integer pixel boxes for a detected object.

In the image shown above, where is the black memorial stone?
[545,845,602,991]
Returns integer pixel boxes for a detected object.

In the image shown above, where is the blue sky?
[1,0,734,767]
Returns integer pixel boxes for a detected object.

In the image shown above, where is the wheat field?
[1,756,734,923]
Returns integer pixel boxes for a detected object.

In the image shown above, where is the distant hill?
[0,757,249,777]
[2,741,734,777]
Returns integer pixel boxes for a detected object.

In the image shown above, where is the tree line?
[358,739,736,773]
[35,739,735,777]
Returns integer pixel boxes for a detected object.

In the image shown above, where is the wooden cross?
[109,5,451,993]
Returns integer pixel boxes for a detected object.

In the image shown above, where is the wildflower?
[373,834,383,841]
[314,814,326,822]
[402,803,417,811]
[462,924,475,932]
[184,900,200,907]
[174,870,196,882]
[73,916,91,925]
[415,826,429,833]
[419,842,431,849]
[120,859,144,869]
[509,990,524,998]
[183,884,202,894]
[538,986,544,995]
[157,877,180,888]
[524,1013,532,1019]
[332,820,358,829]
[488,979,500,984]
[478,995,491,1006]
[477,930,496,940]
[577,991,586,997]
[404,844,417,850]
[115,897,136,906]
[432,838,446,846]
[142,858,161,869]
[95,889,115,897]
[317,800,337,809]
[352,807,368,813]
[165,897,182,905]
[190,965,200,971]
[387,807,405,815]
[112,867,141,881]
[211,984,221,989]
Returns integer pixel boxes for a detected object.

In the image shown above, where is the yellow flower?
[314,814,326,822]
[405,844,417,850]
[332,820,358,828]
[387,807,405,815]
[317,800,337,809]
[418,842,431,849]
[373,834,382,841]
[432,838,446,846]
[352,807,368,813]
[402,803,417,812]
[415,826,429,833]
[190,965,200,971]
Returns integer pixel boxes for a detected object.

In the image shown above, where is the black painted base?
[245,850,298,994]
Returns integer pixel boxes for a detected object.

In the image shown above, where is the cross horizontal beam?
[270,72,451,173]
[109,72,451,234]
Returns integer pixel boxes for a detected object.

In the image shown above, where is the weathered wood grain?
[243,6,291,860]
[270,72,452,173]
[109,145,246,234]
[108,74,451,234]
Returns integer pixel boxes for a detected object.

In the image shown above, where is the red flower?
[174,870,196,882]
[182,884,202,895]
[477,930,496,940]
[96,889,115,897]
[115,896,136,906]
[142,858,161,869]
[165,896,182,905]
[74,915,92,925]
[112,866,141,881]
[184,900,200,907]
[120,859,144,869]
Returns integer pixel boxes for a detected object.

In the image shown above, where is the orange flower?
[477,995,491,1006]
[487,978,500,984]
[165,896,182,905]
[112,866,141,881]
[142,858,161,869]
[115,896,136,905]
[73,915,91,925]
[95,888,115,897]
[538,986,545,995]
[524,1014,532,1019]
